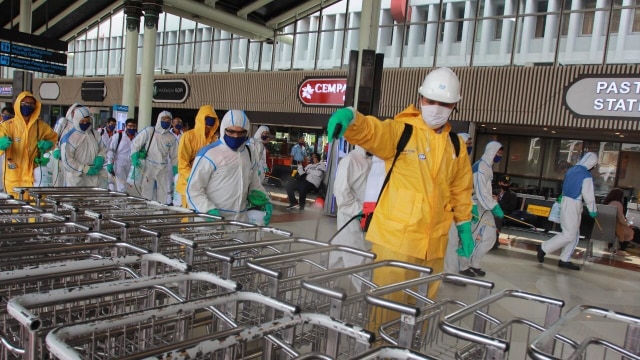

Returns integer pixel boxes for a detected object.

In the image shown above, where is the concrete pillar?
[542,0,560,54]
[565,0,584,54]
[442,2,457,57]
[19,0,31,33]
[460,0,476,61]
[499,0,515,56]
[406,8,425,62]
[589,0,608,59]
[520,0,537,58]
[123,1,142,119]
[615,0,633,59]
[425,4,439,58]
[353,0,381,105]
[479,0,495,56]
[138,0,162,129]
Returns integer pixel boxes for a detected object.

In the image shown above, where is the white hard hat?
[418,67,462,104]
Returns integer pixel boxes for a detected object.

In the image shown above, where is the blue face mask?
[205,117,216,127]
[160,121,171,130]
[174,124,183,131]
[20,104,35,117]
[261,135,269,141]
[493,155,502,163]
[2,114,11,121]
[107,125,116,132]
[80,123,92,131]
[126,129,137,136]
[467,146,473,155]
[224,134,247,151]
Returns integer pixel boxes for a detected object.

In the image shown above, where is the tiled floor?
[266,194,640,357]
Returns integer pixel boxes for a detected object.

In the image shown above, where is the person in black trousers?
[493,175,519,249]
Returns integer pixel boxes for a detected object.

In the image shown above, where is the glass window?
[617,144,640,197]
[505,136,543,177]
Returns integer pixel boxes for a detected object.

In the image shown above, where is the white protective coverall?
[166,127,183,204]
[130,111,178,202]
[52,103,80,186]
[60,106,107,187]
[444,132,471,273]
[107,131,133,193]
[459,141,503,272]
[329,145,372,273]
[186,110,265,221]
[249,125,270,182]
[541,152,598,261]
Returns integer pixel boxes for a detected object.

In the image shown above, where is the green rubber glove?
[106,164,115,175]
[0,136,12,151]
[53,148,61,160]
[456,221,475,258]
[356,211,364,221]
[589,211,597,218]
[34,156,50,167]
[471,204,479,223]
[491,204,504,219]
[205,208,221,222]
[248,189,270,206]
[37,140,54,152]
[86,166,100,176]
[172,165,178,176]
[327,108,354,142]
[138,148,147,159]
[556,194,563,203]
[131,152,142,168]
[263,203,273,225]
[93,155,105,168]
[263,166,269,174]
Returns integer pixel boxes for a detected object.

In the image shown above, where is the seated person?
[286,153,325,211]
[493,175,519,248]
[603,188,634,256]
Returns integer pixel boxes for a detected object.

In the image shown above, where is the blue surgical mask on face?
[261,135,269,141]
[160,121,171,130]
[493,155,502,163]
[467,146,473,155]
[20,104,35,117]
[2,114,11,121]
[126,129,137,136]
[107,125,116,132]
[80,123,92,131]
[174,124,183,131]
[205,117,216,127]
[224,134,247,151]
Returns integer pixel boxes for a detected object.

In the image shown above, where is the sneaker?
[469,267,486,277]
[536,245,546,263]
[459,268,476,277]
[558,260,580,270]
[286,204,299,210]
[299,206,305,211]
[615,250,630,257]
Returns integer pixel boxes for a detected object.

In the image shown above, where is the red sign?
[297,77,347,106]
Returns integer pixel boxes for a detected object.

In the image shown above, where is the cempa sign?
[298,77,347,107]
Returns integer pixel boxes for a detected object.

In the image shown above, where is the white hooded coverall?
[459,141,503,271]
[52,103,80,187]
[130,112,178,202]
[186,110,265,221]
[541,152,598,262]
[60,106,107,187]
[330,146,372,268]
[107,131,134,193]
[249,125,270,182]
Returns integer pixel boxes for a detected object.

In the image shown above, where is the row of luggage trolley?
[0,187,638,359]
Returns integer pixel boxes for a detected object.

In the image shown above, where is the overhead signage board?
[0,29,67,52]
[0,54,67,76]
[564,75,640,119]
[297,77,347,107]
[0,84,11,97]
[153,79,190,103]
[0,41,67,64]
[81,81,107,102]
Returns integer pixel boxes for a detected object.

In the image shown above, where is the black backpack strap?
[115,132,123,151]
[245,144,252,163]
[449,131,461,157]
[376,123,413,202]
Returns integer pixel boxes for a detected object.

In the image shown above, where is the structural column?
[138,0,163,129]
[353,0,381,105]
[123,1,142,119]
[19,0,31,32]
[542,0,560,55]
[615,0,633,60]
[565,0,584,55]
[589,0,608,60]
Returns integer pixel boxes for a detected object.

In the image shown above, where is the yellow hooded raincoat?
[0,92,58,198]
[176,105,220,207]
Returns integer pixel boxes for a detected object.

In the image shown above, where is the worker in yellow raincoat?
[327,68,474,322]
[176,105,220,207]
[0,91,58,198]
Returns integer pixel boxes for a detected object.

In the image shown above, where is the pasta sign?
[564,75,640,119]
[297,77,347,106]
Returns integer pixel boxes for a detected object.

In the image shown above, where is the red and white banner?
[297,77,347,106]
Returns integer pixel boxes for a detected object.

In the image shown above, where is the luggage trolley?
[0,202,55,223]
[13,187,110,206]
[106,212,223,242]
[439,289,566,360]
[293,346,439,360]
[84,202,193,232]
[528,304,640,359]
[0,220,91,238]
[40,192,131,219]
[6,272,240,360]
[0,254,189,360]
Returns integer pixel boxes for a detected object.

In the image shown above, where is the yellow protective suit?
[0,92,58,198]
[176,105,219,207]
[345,105,473,316]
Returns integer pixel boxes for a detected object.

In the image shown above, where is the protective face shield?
[421,104,453,129]
[418,67,462,104]
[79,122,92,131]
[20,103,36,117]
[205,116,216,127]
[223,134,247,150]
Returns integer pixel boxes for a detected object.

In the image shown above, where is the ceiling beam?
[33,0,88,35]
[3,0,45,29]
[61,1,123,41]
[237,0,275,18]
[164,7,262,41]
[265,0,341,29]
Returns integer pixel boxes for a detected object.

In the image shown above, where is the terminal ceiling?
[0,0,341,42]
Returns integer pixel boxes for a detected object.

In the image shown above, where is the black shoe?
[299,206,305,211]
[491,239,500,250]
[536,245,546,263]
[469,267,486,277]
[558,260,580,270]
[286,204,299,210]
[459,268,476,277]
